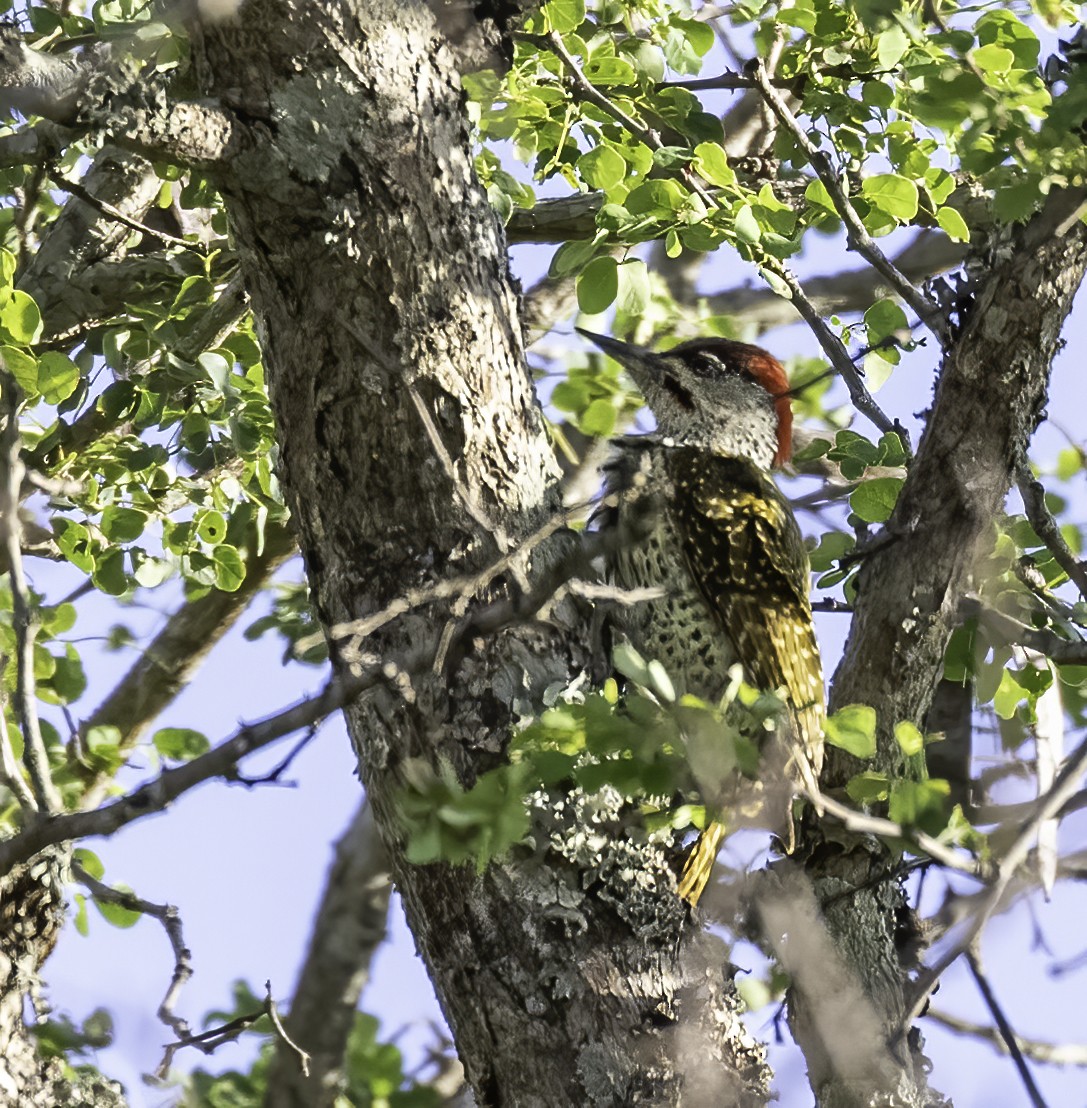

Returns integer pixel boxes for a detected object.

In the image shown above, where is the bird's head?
[577,329,793,469]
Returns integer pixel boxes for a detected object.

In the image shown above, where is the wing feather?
[667,449,824,776]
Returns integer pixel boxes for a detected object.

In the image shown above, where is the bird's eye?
[687,352,729,378]
[661,374,695,409]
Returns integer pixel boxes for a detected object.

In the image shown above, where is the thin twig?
[749,60,946,343]
[0,371,62,813]
[543,32,720,212]
[800,774,985,879]
[153,1000,266,1081]
[0,673,370,875]
[660,71,786,91]
[0,684,38,811]
[538,34,906,445]
[302,494,601,657]
[766,263,905,444]
[966,947,1048,1107]
[927,1006,1087,1066]
[227,726,319,787]
[901,733,1087,1034]
[53,171,207,254]
[72,862,193,1041]
[1017,464,1087,601]
[964,598,1087,666]
[0,518,620,873]
[264,980,311,1077]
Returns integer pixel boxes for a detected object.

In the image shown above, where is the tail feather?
[676,821,728,905]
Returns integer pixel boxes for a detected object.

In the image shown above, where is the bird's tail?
[676,821,728,906]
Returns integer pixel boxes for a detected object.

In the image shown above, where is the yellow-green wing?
[666,449,825,775]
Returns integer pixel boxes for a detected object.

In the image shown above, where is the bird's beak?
[575,328,658,378]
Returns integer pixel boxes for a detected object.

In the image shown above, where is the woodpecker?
[578,328,825,906]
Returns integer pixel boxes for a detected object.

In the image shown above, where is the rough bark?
[194,2,770,1103]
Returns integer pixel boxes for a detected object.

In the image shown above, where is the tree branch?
[799,188,1087,1106]
[262,800,392,1107]
[703,232,965,330]
[71,862,194,1042]
[0,374,62,813]
[750,59,947,342]
[1018,465,1087,600]
[965,947,1047,1108]
[926,1007,1087,1067]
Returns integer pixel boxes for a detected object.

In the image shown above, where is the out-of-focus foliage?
[179,982,442,1108]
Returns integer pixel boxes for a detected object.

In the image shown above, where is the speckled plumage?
[583,329,825,906]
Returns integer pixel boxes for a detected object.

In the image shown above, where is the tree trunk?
[196,1,770,1103]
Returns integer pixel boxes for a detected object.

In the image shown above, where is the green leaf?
[212,544,245,592]
[828,429,881,479]
[100,507,147,544]
[543,0,584,33]
[850,476,903,523]
[549,239,597,279]
[971,43,1014,75]
[846,770,890,805]
[876,25,909,69]
[935,206,970,243]
[73,894,89,937]
[860,174,918,222]
[74,848,105,880]
[84,726,122,774]
[993,668,1024,719]
[0,290,42,345]
[93,891,142,930]
[672,18,714,57]
[195,509,228,545]
[198,351,232,392]
[54,520,95,574]
[48,645,86,704]
[134,555,172,588]
[92,548,129,596]
[577,145,626,191]
[808,530,854,573]
[36,352,80,404]
[616,258,650,316]
[893,720,924,757]
[733,204,760,244]
[691,142,734,187]
[550,379,589,412]
[994,179,1043,222]
[580,398,616,437]
[888,778,950,834]
[863,299,908,345]
[804,178,836,213]
[627,178,687,216]
[153,727,210,761]
[825,705,877,758]
[1,346,37,395]
[582,56,636,85]
[576,256,618,314]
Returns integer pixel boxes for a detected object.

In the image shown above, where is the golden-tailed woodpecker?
[578,329,825,906]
